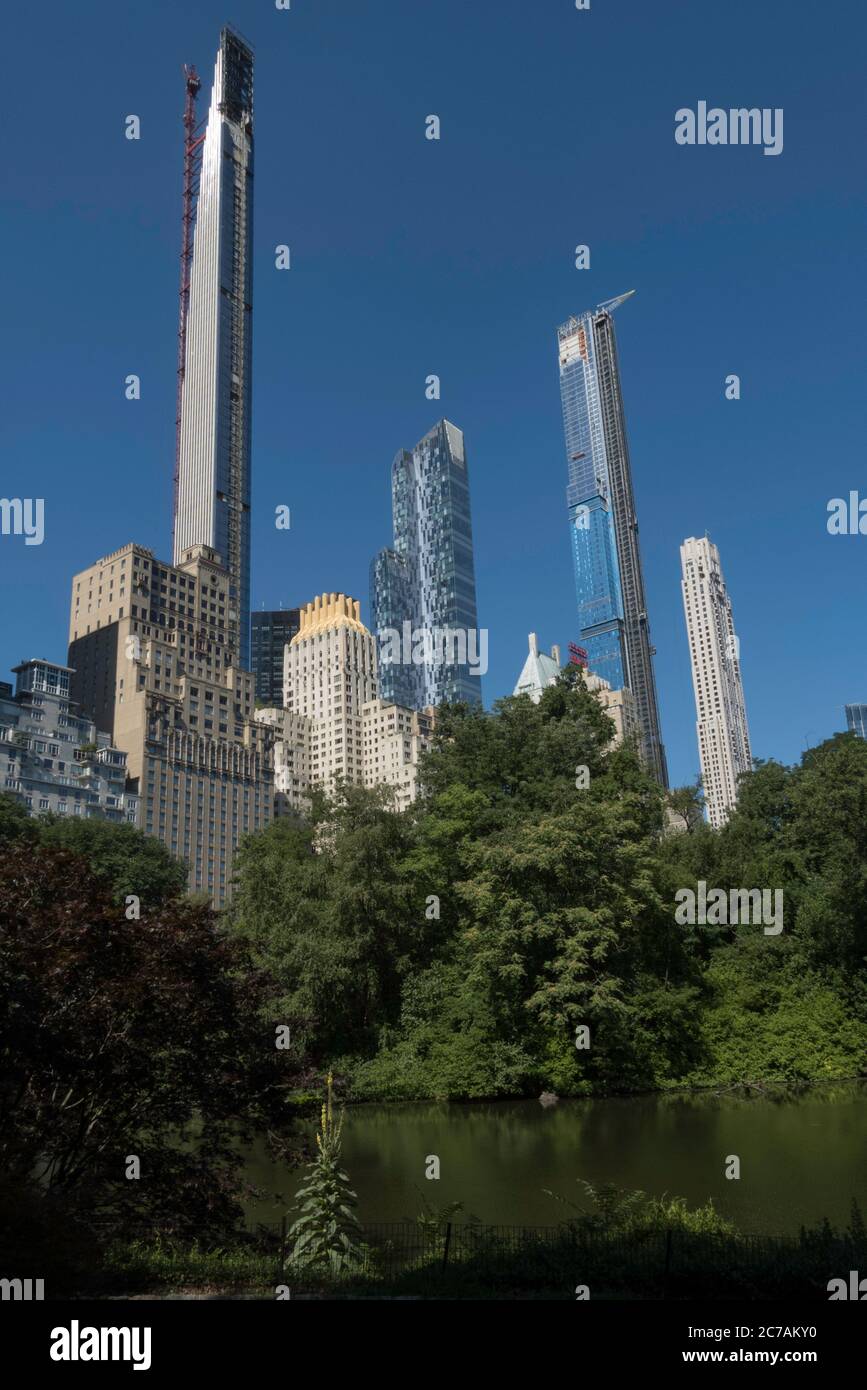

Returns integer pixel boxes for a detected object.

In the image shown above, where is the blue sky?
[2,0,865,787]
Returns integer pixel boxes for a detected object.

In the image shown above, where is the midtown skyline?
[2,0,864,790]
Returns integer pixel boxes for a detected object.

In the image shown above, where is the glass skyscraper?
[845,705,867,739]
[557,294,667,785]
[251,608,300,706]
[174,28,254,667]
[371,419,482,709]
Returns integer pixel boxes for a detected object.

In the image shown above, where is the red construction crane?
[171,64,205,558]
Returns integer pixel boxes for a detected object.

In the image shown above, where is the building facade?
[174,28,254,668]
[67,541,272,904]
[251,608,300,705]
[512,632,639,747]
[283,593,378,794]
[680,535,752,829]
[361,698,435,812]
[259,592,435,816]
[254,706,311,817]
[0,659,138,825]
[845,705,867,739]
[583,668,641,748]
[557,295,667,784]
[371,419,482,709]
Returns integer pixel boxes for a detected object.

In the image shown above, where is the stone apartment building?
[256,592,435,817]
[67,541,272,904]
[0,658,138,825]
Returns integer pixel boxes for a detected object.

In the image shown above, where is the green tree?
[0,790,37,847]
[666,779,705,834]
[228,783,419,1057]
[36,814,187,907]
[228,687,867,1102]
[0,793,187,904]
[454,794,702,1093]
[420,671,630,826]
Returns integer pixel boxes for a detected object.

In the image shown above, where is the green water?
[243,1080,867,1235]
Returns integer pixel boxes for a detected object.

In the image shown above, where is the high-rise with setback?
[557,294,667,785]
[256,593,436,816]
[67,542,273,905]
[174,29,254,667]
[680,535,752,828]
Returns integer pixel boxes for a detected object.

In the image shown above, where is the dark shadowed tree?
[0,842,313,1244]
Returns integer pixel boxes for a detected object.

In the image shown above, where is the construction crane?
[596,289,636,316]
[171,64,205,559]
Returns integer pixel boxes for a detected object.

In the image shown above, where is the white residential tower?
[680,536,751,828]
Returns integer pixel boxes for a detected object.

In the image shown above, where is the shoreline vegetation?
[337,1071,867,1109]
[3,670,867,1295]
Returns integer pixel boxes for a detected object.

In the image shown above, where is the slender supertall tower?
[680,535,752,828]
[174,28,254,667]
[557,294,667,784]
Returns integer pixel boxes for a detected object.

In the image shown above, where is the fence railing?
[81,1218,867,1299]
[251,1220,867,1298]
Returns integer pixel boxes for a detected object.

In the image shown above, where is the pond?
[242,1080,867,1235]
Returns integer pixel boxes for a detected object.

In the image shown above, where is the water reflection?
[242,1080,867,1234]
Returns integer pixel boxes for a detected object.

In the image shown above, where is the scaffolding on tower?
[171,64,205,557]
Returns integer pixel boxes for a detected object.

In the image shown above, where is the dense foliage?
[0,795,187,906]
[228,672,867,1100]
[0,838,312,1268]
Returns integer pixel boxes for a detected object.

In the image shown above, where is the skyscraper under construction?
[174,28,254,667]
[557,294,667,785]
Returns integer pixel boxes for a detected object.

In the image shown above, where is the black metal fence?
[265,1221,867,1299]
[69,1216,867,1299]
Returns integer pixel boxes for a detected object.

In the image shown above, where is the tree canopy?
[230,680,867,1100]
[0,793,187,906]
